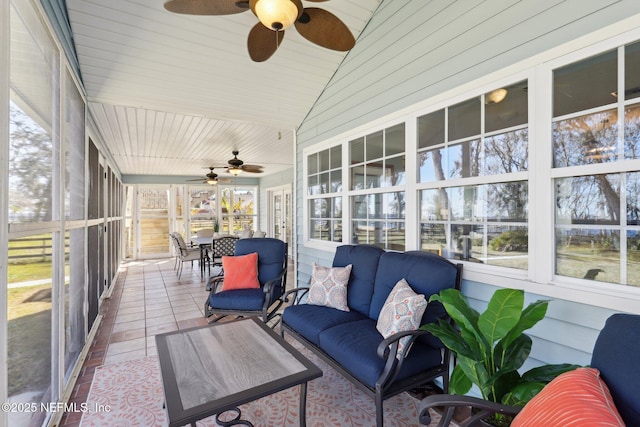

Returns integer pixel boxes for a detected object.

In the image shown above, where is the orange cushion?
[511,367,624,427]
[221,252,260,291]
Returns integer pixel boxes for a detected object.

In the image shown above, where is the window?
[8,2,59,424]
[553,42,640,286]
[418,81,529,269]
[350,124,406,250]
[307,145,342,242]
[220,186,257,233]
[189,187,217,234]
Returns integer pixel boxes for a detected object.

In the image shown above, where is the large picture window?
[553,41,640,286]
[418,81,529,268]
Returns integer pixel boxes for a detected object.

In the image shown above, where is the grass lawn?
[7,284,52,396]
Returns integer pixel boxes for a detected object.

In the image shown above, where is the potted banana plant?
[421,288,578,426]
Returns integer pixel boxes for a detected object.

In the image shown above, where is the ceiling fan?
[225,150,264,175]
[187,167,225,185]
[163,0,355,62]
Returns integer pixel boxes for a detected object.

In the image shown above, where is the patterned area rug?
[81,338,441,427]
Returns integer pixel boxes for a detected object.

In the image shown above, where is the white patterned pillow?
[376,279,427,354]
[307,263,353,312]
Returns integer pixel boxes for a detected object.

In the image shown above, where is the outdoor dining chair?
[170,232,201,279]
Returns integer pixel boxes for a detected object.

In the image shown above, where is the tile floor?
[58,256,273,427]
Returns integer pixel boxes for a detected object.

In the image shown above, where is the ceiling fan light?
[228,166,243,176]
[486,88,508,104]
[206,177,218,185]
[251,0,301,31]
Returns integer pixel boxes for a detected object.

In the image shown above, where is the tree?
[9,103,54,222]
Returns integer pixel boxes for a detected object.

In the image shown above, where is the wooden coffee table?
[155,317,322,427]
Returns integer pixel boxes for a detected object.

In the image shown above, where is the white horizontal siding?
[298,0,632,145]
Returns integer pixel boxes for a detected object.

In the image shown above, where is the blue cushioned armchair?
[418,313,640,426]
[204,238,287,325]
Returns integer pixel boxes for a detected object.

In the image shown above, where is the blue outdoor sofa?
[281,244,463,427]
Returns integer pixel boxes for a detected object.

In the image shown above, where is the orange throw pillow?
[511,367,624,427]
[221,252,260,291]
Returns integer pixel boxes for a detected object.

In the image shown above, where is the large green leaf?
[478,288,524,345]
[521,363,580,383]
[503,364,580,405]
[457,355,492,399]
[421,319,477,360]
[495,333,532,372]
[449,364,473,395]
[498,299,548,351]
[490,370,521,403]
[502,381,546,406]
[429,290,487,355]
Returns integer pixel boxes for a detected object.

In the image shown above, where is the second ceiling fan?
[163,0,355,62]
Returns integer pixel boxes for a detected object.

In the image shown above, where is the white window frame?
[302,17,640,312]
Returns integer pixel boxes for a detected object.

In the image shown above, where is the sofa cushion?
[332,245,384,316]
[376,279,427,354]
[590,313,640,425]
[208,288,265,311]
[370,251,459,321]
[282,304,368,346]
[307,263,352,311]
[511,367,624,427]
[318,318,444,388]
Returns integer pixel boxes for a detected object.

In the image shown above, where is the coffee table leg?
[215,408,253,426]
[300,382,308,427]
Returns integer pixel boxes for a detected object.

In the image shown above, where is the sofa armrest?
[376,329,433,360]
[418,394,522,427]
[281,287,310,305]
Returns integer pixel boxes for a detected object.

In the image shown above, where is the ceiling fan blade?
[247,23,284,62]
[242,164,264,173]
[295,8,355,52]
[187,178,206,181]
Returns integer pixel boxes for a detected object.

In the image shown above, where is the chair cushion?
[590,313,640,425]
[318,318,444,388]
[511,367,624,427]
[332,245,384,316]
[208,288,265,311]
[376,278,427,354]
[235,238,286,298]
[222,252,260,291]
[282,304,368,345]
[307,263,352,311]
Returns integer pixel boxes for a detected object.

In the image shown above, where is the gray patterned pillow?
[376,278,427,354]
[307,263,352,311]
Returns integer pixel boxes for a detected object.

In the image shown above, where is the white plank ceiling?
[65,0,381,178]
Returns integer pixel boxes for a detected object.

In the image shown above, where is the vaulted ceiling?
[65,0,382,180]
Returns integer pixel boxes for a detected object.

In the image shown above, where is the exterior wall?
[295,0,640,369]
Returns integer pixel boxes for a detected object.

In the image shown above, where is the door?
[269,185,292,244]
[137,186,171,258]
